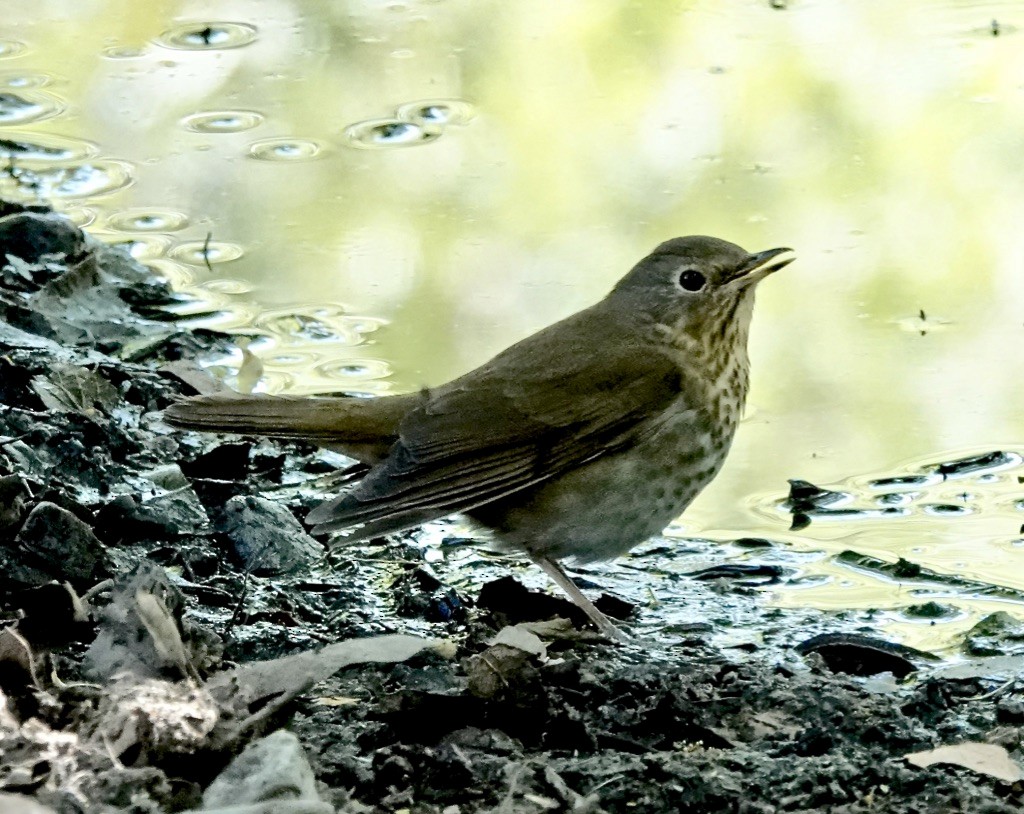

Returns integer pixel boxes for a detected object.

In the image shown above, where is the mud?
[0,201,1022,813]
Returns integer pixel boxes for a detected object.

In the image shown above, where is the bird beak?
[729,247,795,287]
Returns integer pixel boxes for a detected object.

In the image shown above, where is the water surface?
[3,0,1023,651]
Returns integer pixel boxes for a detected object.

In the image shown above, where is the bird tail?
[162,392,417,463]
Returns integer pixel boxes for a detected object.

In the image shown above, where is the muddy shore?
[0,201,1022,813]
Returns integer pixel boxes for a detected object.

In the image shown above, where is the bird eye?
[678,269,706,292]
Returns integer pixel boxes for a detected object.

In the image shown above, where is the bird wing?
[307,317,694,537]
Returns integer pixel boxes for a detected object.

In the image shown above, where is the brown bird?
[164,236,794,637]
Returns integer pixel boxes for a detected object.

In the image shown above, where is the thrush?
[164,235,794,637]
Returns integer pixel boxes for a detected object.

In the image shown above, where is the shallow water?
[3,0,1023,651]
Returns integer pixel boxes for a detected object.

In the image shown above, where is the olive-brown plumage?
[164,236,793,633]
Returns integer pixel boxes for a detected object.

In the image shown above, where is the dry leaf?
[313,696,360,707]
[135,589,195,680]
[205,634,441,738]
[233,337,264,394]
[30,364,118,416]
[487,624,547,658]
[906,742,1023,783]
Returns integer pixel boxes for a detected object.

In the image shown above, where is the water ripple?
[156,22,258,50]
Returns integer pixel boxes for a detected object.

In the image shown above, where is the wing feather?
[308,307,695,537]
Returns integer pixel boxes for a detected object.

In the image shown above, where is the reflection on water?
[742,449,1024,651]
[1,0,1023,650]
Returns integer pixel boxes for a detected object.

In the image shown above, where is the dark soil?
[0,201,1022,813]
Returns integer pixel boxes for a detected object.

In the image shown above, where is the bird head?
[610,235,794,345]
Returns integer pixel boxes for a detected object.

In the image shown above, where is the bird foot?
[531,554,629,642]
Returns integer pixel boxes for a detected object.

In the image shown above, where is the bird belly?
[469,415,733,563]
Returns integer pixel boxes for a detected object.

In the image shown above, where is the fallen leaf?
[159,360,227,395]
[206,634,444,739]
[487,624,547,658]
[313,696,360,707]
[30,364,119,416]
[135,589,196,680]
[0,627,40,691]
[233,337,263,394]
[906,742,1023,783]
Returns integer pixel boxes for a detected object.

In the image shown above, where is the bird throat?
[661,292,755,420]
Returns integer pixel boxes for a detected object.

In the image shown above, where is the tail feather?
[163,391,417,464]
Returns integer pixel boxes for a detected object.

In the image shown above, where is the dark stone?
[391,567,466,623]
[795,632,936,678]
[11,581,90,645]
[179,442,252,481]
[787,478,845,507]
[12,501,109,584]
[0,211,85,265]
[936,451,1014,479]
[0,474,31,534]
[221,495,322,575]
[95,487,208,543]
[996,698,1024,725]
[477,576,588,628]
[594,591,636,620]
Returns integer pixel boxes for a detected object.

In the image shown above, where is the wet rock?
[831,551,1024,607]
[905,601,956,619]
[180,442,252,481]
[11,501,109,585]
[391,566,466,622]
[477,576,589,629]
[0,626,40,695]
[0,474,31,533]
[963,612,1024,657]
[179,443,255,514]
[733,537,774,549]
[144,329,237,366]
[0,440,48,480]
[785,478,914,529]
[787,478,846,510]
[936,450,1017,479]
[95,486,209,542]
[995,698,1024,725]
[593,591,636,621]
[0,211,85,265]
[688,563,785,585]
[0,356,42,410]
[465,634,543,700]
[222,495,322,576]
[891,557,923,578]
[13,581,89,645]
[796,632,936,678]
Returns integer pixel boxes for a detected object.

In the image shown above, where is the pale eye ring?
[678,269,706,292]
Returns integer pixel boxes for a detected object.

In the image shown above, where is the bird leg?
[531,554,627,642]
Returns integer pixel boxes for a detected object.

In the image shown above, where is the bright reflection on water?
[2,0,1024,651]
